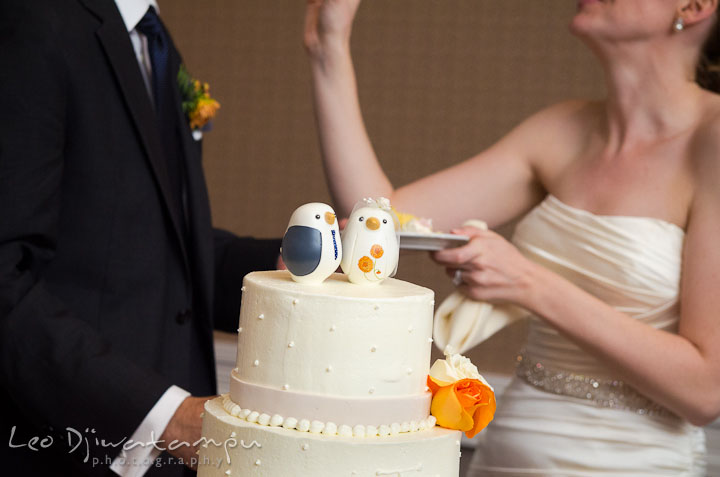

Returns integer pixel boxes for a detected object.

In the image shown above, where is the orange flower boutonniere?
[178,64,220,133]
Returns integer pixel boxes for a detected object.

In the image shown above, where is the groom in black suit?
[0,0,280,475]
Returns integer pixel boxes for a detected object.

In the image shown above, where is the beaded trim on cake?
[515,353,675,418]
[221,394,437,437]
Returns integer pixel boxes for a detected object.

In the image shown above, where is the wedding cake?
[197,270,462,476]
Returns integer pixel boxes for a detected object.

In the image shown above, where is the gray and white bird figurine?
[281,203,342,284]
[341,198,399,285]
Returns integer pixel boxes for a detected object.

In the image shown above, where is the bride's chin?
[569,13,598,38]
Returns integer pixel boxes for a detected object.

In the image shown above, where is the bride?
[304,0,720,475]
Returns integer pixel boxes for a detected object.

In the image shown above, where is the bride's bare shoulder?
[521,99,601,130]
[691,92,720,185]
[507,99,602,168]
[511,99,602,147]
[685,92,720,232]
[694,93,720,151]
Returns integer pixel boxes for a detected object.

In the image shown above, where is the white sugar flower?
[428,350,493,390]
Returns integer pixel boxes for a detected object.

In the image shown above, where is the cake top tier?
[245,271,432,301]
[235,270,435,400]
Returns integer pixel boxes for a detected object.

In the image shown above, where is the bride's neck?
[599,41,702,154]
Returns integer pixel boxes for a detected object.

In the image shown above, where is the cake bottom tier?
[198,396,461,477]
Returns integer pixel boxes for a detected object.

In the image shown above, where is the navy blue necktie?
[136,7,170,113]
[135,7,187,231]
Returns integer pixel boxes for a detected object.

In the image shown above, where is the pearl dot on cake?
[225,470,231,476]
[293,299,299,305]
[254,459,261,466]
[329,325,336,332]
[241,286,246,292]
[374,305,380,311]
[369,387,375,394]
[326,365,333,373]
[237,327,243,333]
[370,346,377,352]
[282,384,289,390]
[253,360,260,367]
[258,313,265,320]
[406,368,413,375]
[288,341,295,348]
[427,337,434,343]
[270,414,284,427]
[408,325,414,333]
[301,443,310,451]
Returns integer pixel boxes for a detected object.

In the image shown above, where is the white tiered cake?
[198,270,462,476]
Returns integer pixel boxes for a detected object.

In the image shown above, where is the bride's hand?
[304,0,362,59]
[432,226,539,306]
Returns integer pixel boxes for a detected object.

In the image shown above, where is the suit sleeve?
[213,229,281,332]
[0,3,173,457]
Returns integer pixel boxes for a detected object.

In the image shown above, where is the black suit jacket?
[0,0,280,474]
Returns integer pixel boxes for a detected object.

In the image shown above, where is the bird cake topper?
[282,203,342,284]
[341,197,400,285]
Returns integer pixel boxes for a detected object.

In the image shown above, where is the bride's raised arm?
[304,0,578,230]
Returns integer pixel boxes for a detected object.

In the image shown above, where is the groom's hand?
[162,395,215,469]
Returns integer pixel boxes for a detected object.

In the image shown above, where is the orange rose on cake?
[426,351,496,438]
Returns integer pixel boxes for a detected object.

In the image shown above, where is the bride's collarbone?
[535,153,693,229]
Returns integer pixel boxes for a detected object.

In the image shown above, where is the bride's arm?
[433,128,720,426]
[305,0,575,229]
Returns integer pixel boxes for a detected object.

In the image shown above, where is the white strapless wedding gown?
[467,195,706,477]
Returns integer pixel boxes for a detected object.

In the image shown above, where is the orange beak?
[325,212,336,225]
[366,217,380,230]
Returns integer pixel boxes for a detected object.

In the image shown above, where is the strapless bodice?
[512,194,685,380]
[469,195,705,476]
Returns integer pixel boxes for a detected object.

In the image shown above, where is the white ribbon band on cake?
[432,219,528,355]
[229,369,433,435]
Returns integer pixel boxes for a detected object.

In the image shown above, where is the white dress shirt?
[109,1,192,476]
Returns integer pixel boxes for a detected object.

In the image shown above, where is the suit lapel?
[78,0,191,277]
[167,45,215,325]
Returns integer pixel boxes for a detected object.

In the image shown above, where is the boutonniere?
[177,64,220,136]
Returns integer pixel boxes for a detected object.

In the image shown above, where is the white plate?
[398,232,469,251]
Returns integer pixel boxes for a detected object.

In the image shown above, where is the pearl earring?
[673,17,685,32]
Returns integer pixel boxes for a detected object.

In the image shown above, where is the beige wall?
[161,1,605,374]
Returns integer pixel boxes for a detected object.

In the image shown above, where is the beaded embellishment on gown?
[468,195,706,477]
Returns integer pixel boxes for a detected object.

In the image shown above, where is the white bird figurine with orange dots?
[282,203,342,284]
[341,198,399,285]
